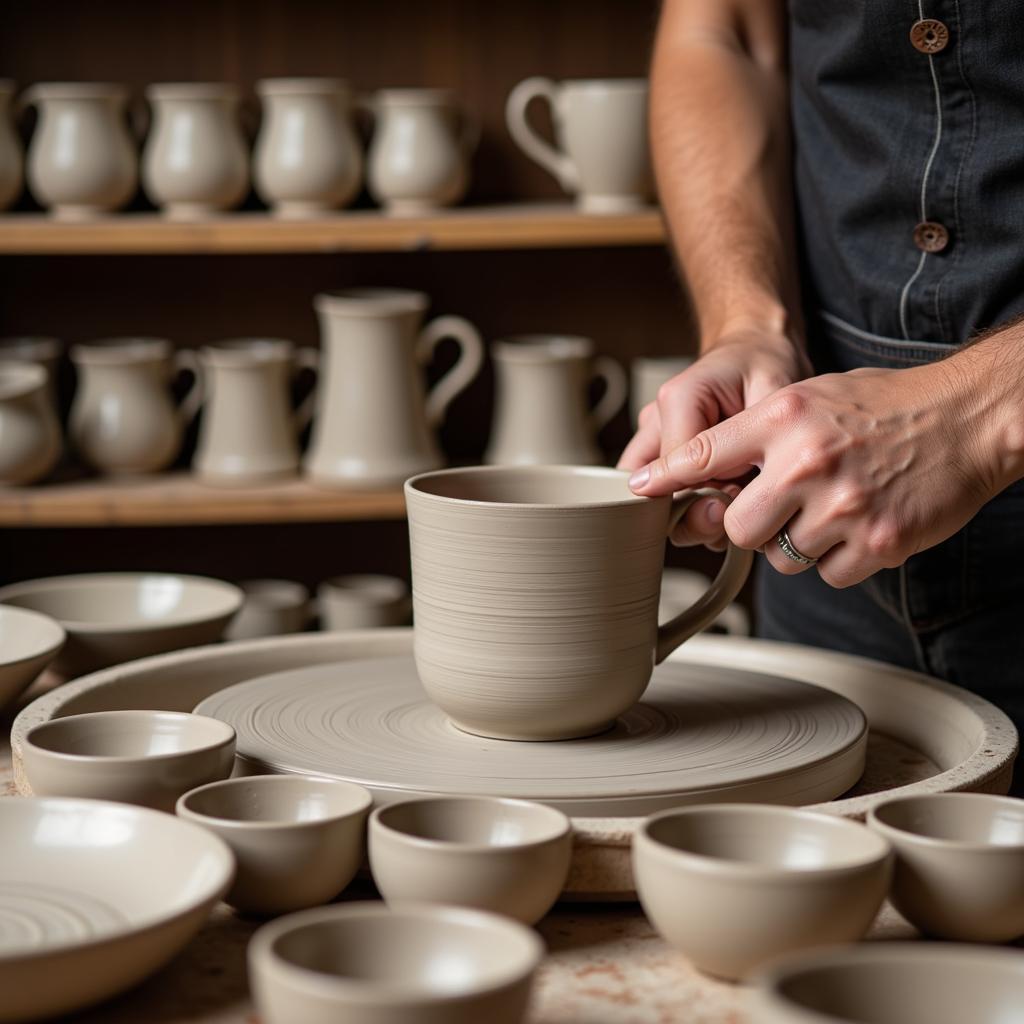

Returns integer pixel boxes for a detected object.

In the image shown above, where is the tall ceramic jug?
[485,335,627,466]
[0,362,61,485]
[366,90,475,214]
[142,83,249,219]
[193,339,319,484]
[69,338,200,475]
[254,78,362,216]
[305,289,484,488]
[24,83,137,218]
[0,81,23,210]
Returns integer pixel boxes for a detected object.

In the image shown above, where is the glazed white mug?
[0,362,61,485]
[485,335,627,466]
[142,83,249,219]
[254,78,362,217]
[23,83,137,218]
[406,465,753,741]
[0,80,23,210]
[506,77,653,212]
[630,356,695,427]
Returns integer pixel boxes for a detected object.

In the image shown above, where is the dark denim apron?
[758,1,1024,772]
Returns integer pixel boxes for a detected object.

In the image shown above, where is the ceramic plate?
[195,655,867,815]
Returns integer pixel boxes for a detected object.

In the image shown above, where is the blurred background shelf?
[0,205,665,255]
[0,474,407,527]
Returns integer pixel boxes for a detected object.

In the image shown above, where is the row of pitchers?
[0,76,652,218]
[0,291,692,487]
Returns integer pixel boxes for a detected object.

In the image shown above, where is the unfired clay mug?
[0,80,23,210]
[305,289,484,488]
[366,89,474,214]
[631,356,694,427]
[0,362,61,485]
[254,78,362,217]
[23,83,137,218]
[485,335,627,466]
[69,338,201,475]
[506,77,653,212]
[405,465,753,740]
[193,338,318,484]
[142,83,249,219]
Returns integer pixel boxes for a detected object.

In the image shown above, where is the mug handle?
[417,315,485,428]
[172,349,204,425]
[589,355,628,433]
[12,84,40,119]
[505,77,579,192]
[655,487,754,663]
[292,347,320,431]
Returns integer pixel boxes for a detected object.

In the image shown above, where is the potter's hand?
[618,329,810,550]
[627,356,1019,588]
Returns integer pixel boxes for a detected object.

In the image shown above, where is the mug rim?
[201,338,295,363]
[0,336,63,360]
[27,82,128,100]
[146,82,239,101]
[374,87,454,105]
[0,361,47,400]
[492,334,594,362]
[70,337,171,364]
[256,77,350,96]
[314,288,429,317]
[561,77,648,91]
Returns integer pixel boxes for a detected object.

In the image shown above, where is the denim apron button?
[914,221,950,252]
[910,19,950,53]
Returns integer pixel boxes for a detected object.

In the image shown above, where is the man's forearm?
[651,0,802,349]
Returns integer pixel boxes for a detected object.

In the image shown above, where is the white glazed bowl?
[0,604,65,708]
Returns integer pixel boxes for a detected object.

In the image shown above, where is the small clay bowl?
[750,943,1024,1024]
[633,804,892,980]
[0,604,65,709]
[248,902,543,1024]
[23,710,236,812]
[369,796,572,924]
[177,775,372,915]
[868,792,1024,941]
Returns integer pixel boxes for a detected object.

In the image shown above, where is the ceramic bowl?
[177,775,372,915]
[750,943,1024,1024]
[248,902,543,1024]
[317,574,411,631]
[224,578,311,641]
[0,604,65,708]
[23,709,236,812]
[369,796,572,924]
[633,804,892,980]
[0,797,233,1022]
[868,792,1024,941]
[0,572,243,676]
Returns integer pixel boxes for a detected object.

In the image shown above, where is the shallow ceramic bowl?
[177,775,372,915]
[633,804,892,980]
[868,792,1024,940]
[0,605,65,708]
[369,796,572,924]
[248,902,543,1024]
[0,797,233,1022]
[0,572,243,676]
[23,709,236,812]
[750,943,1024,1024]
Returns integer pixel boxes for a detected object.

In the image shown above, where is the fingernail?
[628,466,650,490]
[705,500,725,525]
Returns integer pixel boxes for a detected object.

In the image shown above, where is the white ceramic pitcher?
[0,363,61,485]
[24,83,137,218]
[193,339,319,485]
[69,338,200,475]
[254,78,362,217]
[305,288,484,488]
[485,335,627,466]
[0,81,23,210]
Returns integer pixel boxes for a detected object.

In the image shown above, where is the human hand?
[618,329,810,549]
[627,360,1005,587]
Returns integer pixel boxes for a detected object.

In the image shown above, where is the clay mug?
[631,356,694,427]
[0,336,63,405]
[254,78,362,217]
[0,80,23,210]
[317,574,411,631]
[485,335,627,466]
[305,288,484,488]
[69,338,201,475]
[192,338,319,484]
[405,465,753,740]
[23,82,137,218]
[142,83,249,219]
[366,89,475,214]
[0,362,61,485]
[224,579,311,642]
[506,77,653,212]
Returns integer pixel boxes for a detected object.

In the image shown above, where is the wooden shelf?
[0,473,407,527]
[0,204,665,255]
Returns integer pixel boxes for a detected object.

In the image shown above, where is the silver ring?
[776,526,818,566]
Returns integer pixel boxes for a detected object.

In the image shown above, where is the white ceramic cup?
[224,579,311,642]
[317,574,411,631]
[630,356,695,427]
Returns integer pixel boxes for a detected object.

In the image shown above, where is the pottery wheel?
[196,656,868,816]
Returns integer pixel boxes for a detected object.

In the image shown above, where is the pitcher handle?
[589,355,628,433]
[416,315,484,428]
[292,347,321,431]
[655,487,754,663]
[505,77,578,192]
[172,349,204,425]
